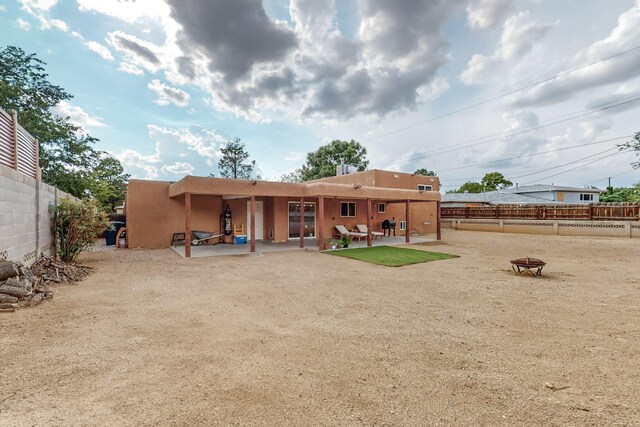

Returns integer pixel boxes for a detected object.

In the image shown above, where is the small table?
[510,257,546,277]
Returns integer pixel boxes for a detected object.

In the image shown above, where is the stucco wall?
[449,218,638,238]
[0,163,76,264]
[126,180,223,249]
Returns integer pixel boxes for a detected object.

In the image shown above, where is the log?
[29,293,44,307]
[0,285,31,298]
[4,276,32,290]
[0,261,19,281]
[0,293,19,303]
[0,303,18,310]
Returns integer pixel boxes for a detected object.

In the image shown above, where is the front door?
[246,201,264,241]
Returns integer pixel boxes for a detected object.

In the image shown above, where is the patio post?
[405,199,410,243]
[250,195,256,253]
[317,196,325,251]
[437,200,442,241]
[185,192,191,258]
[299,197,304,248]
[366,198,372,247]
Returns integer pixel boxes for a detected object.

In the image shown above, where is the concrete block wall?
[0,163,76,265]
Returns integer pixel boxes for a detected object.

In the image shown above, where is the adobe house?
[125,169,441,256]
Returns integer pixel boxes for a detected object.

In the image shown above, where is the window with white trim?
[579,193,594,201]
[378,203,386,213]
[340,201,356,217]
[417,184,433,191]
[399,221,407,230]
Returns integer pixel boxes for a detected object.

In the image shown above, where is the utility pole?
[608,177,611,188]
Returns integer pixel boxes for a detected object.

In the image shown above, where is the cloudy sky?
[2,0,639,190]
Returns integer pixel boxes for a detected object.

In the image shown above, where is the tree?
[620,132,640,169]
[600,184,640,202]
[301,139,368,181]
[88,156,130,212]
[452,181,484,193]
[279,168,303,183]
[481,172,512,191]
[0,46,129,204]
[414,168,436,176]
[217,137,257,179]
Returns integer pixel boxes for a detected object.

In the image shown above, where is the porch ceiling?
[168,176,440,202]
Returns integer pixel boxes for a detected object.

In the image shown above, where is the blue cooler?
[234,235,247,244]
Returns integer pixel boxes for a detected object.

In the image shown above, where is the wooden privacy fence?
[441,203,640,221]
[0,109,39,179]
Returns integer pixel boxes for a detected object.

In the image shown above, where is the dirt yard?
[1,230,639,426]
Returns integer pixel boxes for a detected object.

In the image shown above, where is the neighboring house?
[125,169,441,255]
[502,184,603,203]
[442,184,604,207]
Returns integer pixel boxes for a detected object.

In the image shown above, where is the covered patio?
[169,234,437,258]
[168,176,441,258]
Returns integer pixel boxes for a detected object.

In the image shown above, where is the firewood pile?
[0,257,91,312]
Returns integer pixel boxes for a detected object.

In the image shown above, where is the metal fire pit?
[510,257,546,277]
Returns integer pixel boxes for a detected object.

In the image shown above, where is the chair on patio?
[334,225,368,241]
[356,224,383,240]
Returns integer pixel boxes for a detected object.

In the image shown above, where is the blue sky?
[1,0,639,190]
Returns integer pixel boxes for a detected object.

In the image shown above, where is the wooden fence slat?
[441,203,639,221]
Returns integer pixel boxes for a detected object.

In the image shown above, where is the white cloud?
[18,0,57,12]
[147,124,223,165]
[106,30,164,72]
[460,11,552,85]
[161,161,194,175]
[510,1,640,107]
[37,15,69,32]
[116,149,160,179]
[466,0,514,29]
[16,18,31,30]
[147,79,190,107]
[76,0,170,24]
[52,101,107,129]
[118,62,144,76]
[0,5,7,12]
[86,41,114,61]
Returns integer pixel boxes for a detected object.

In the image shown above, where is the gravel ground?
[1,229,638,426]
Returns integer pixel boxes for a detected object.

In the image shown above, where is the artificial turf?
[326,245,459,267]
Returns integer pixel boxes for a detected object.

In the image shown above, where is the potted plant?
[339,235,352,248]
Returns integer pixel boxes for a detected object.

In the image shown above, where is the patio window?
[417,184,433,191]
[378,203,386,214]
[340,201,356,217]
[399,220,407,230]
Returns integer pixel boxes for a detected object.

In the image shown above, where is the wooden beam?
[405,199,410,243]
[12,110,18,171]
[366,198,372,247]
[317,196,325,251]
[185,192,191,258]
[436,200,441,241]
[299,197,304,248]
[250,195,256,253]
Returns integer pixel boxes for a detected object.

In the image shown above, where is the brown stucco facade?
[125,169,441,252]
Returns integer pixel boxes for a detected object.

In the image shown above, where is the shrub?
[50,198,109,262]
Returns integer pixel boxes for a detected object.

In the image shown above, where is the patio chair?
[334,225,367,241]
[355,224,384,240]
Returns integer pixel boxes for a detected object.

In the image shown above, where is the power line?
[522,150,628,184]
[435,136,630,173]
[371,95,640,169]
[362,43,640,143]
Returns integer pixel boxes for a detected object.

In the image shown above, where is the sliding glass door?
[288,202,316,239]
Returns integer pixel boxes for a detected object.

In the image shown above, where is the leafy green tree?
[88,156,130,212]
[452,181,484,193]
[481,172,513,191]
[0,46,129,204]
[217,137,257,179]
[414,168,436,176]
[620,132,640,169]
[279,168,303,183]
[301,139,368,181]
[600,185,640,202]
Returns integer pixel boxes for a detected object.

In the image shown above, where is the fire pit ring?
[510,257,546,277]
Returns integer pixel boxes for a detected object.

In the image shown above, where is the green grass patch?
[326,246,459,267]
